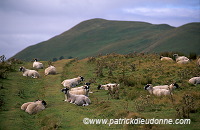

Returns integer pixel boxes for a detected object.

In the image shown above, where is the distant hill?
[12,18,200,61]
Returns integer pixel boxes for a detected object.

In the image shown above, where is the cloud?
[0,0,199,59]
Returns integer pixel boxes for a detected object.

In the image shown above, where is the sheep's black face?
[173,83,179,88]
[84,85,90,90]
[61,88,69,94]
[85,82,91,86]
[80,76,84,81]
[97,85,101,90]
[42,100,47,106]
[19,67,23,72]
[144,84,150,90]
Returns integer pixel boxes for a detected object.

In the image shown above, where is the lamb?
[61,76,84,88]
[144,84,172,96]
[69,85,90,97]
[97,83,119,91]
[33,59,44,69]
[188,77,200,85]
[61,88,91,106]
[19,66,40,78]
[177,59,190,64]
[153,83,179,91]
[160,56,173,61]
[173,54,189,62]
[45,65,56,75]
[21,100,47,114]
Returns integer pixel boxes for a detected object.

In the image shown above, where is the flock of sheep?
[20,54,200,114]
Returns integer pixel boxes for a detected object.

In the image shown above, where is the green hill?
[12,18,200,61]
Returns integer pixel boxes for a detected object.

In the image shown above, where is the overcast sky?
[0,0,199,59]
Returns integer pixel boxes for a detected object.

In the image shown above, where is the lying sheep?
[97,83,119,91]
[69,85,90,97]
[144,84,172,96]
[21,100,47,114]
[45,65,56,75]
[33,59,44,69]
[61,88,91,106]
[160,56,173,62]
[189,77,200,85]
[153,83,179,91]
[19,66,40,78]
[61,76,84,88]
[177,59,190,64]
[173,54,189,62]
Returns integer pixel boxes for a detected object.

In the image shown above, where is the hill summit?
[12,18,200,61]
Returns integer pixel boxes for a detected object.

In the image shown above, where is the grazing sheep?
[189,77,200,85]
[19,66,40,78]
[61,76,84,88]
[69,85,90,97]
[160,56,173,61]
[33,59,44,69]
[21,100,47,114]
[173,54,189,62]
[61,88,91,106]
[177,59,190,64]
[45,65,56,75]
[144,84,172,96]
[153,83,179,91]
[97,83,119,91]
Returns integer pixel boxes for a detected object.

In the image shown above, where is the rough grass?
[1,54,200,130]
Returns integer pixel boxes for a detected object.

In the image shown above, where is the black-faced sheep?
[21,100,47,114]
[189,77,200,85]
[173,54,189,62]
[45,65,56,75]
[61,76,84,88]
[144,84,172,96]
[69,85,90,97]
[61,88,91,106]
[33,59,44,69]
[19,66,40,78]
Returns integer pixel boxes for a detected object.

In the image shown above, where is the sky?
[0,0,199,59]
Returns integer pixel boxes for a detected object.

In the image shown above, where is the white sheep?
[19,66,40,78]
[33,59,44,69]
[69,85,90,97]
[21,100,47,114]
[61,88,91,106]
[144,84,172,96]
[61,76,84,88]
[97,83,119,91]
[188,77,200,85]
[45,65,56,75]
[153,83,179,91]
[160,56,173,62]
[177,59,190,64]
[173,54,189,62]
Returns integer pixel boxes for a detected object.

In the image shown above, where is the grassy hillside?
[1,53,200,129]
[12,19,200,61]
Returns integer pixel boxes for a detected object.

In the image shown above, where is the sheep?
[45,65,56,75]
[97,83,119,91]
[33,59,44,69]
[61,76,84,88]
[153,83,179,91]
[144,84,172,96]
[177,59,190,64]
[160,56,173,62]
[21,100,47,114]
[173,54,189,62]
[69,85,90,96]
[61,88,91,106]
[19,66,40,78]
[25,100,47,114]
[189,77,200,85]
